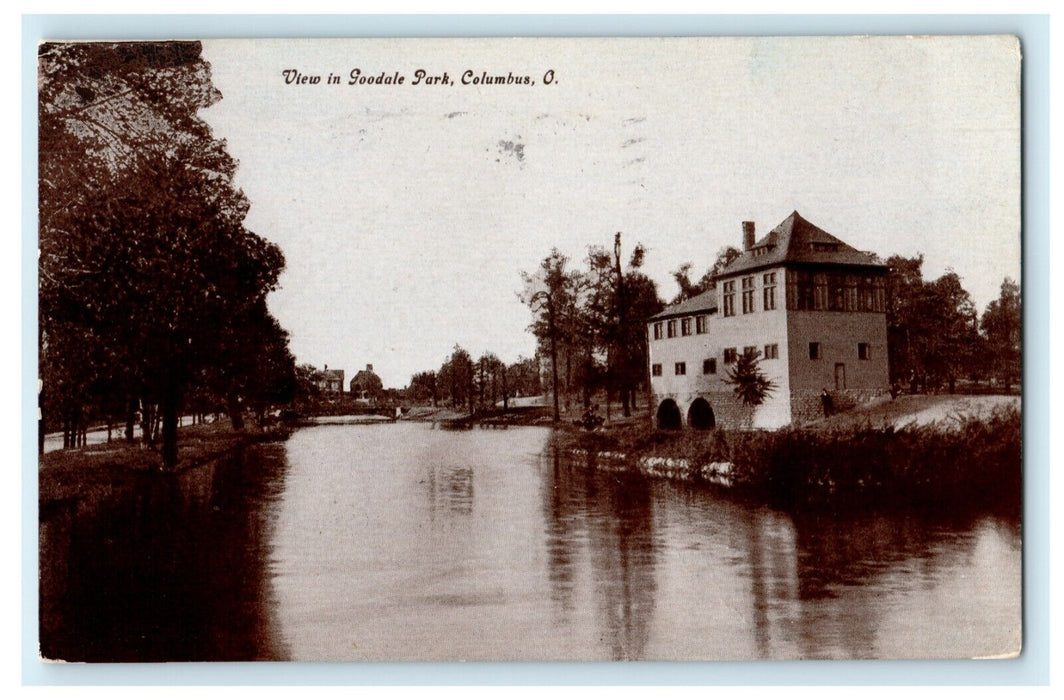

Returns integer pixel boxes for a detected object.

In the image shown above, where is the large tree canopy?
[39,42,292,466]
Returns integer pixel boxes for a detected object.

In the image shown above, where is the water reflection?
[40,423,1021,661]
[39,446,289,662]
[541,450,657,659]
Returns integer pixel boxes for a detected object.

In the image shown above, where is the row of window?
[722,272,777,317]
[650,342,872,377]
[652,314,708,340]
[785,271,886,312]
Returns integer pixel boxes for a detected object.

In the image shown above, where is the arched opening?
[656,399,682,430]
[688,398,716,430]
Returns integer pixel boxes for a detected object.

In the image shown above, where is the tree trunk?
[161,373,180,469]
[227,391,245,430]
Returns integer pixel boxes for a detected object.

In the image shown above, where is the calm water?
[39,422,1021,661]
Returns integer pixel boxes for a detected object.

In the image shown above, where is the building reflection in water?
[545,448,1020,660]
[542,450,658,660]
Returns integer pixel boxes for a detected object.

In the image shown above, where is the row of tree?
[884,256,1020,394]
[406,351,541,411]
[39,42,296,466]
[520,233,664,421]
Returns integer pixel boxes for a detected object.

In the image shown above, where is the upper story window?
[651,363,662,376]
[786,270,886,313]
[809,342,821,360]
[764,343,779,359]
[743,345,758,359]
[703,358,717,374]
[695,315,708,334]
[741,276,756,314]
[858,342,870,360]
[722,280,736,317]
[763,272,777,310]
[667,320,677,338]
[653,322,663,340]
[723,347,738,364]
[681,317,692,336]
[675,362,686,376]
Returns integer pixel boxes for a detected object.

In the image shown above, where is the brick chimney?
[367,364,373,372]
[742,221,756,251]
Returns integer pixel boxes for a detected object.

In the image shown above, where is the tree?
[981,277,1021,392]
[725,350,777,406]
[521,250,579,421]
[584,233,663,417]
[39,42,289,468]
[670,246,742,303]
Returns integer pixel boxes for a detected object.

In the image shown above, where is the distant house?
[350,364,383,404]
[647,212,889,430]
[319,366,345,395]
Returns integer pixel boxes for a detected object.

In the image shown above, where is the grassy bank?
[559,404,1021,512]
[39,422,283,508]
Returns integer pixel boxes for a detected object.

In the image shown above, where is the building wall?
[785,308,889,423]
[648,265,791,430]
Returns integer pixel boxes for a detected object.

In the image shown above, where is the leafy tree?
[981,277,1021,392]
[521,250,579,421]
[407,371,438,406]
[39,42,289,467]
[725,350,777,406]
[670,246,742,303]
[584,233,663,417]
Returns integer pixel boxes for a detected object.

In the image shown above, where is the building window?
[667,320,677,338]
[741,276,756,314]
[703,358,717,374]
[763,272,777,310]
[723,348,738,364]
[809,342,821,360]
[681,317,692,336]
[695,315,708,334]
[675,362,686,376]
[764,343,779,360]
[858,342,870,360]
[651,363,662,377]
[722,280,736,317]
[743,345,758,359]
[653,322,663,340]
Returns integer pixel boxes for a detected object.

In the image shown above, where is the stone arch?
[688,398,716,430]
[656,399,683,430]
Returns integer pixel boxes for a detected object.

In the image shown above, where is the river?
[38,422,1021,662]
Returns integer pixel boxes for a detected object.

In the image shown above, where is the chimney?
[742,221,756,251]
[367,364,373,372]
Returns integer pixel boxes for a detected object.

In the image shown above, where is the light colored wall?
[648,266,791,429]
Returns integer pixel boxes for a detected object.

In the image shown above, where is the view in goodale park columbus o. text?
[282,68,558,87]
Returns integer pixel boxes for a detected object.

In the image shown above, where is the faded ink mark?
[622,137,646,149]
[625,157,646,167]
[497,138,525,164]
[623,116,646,125]
[445,111,467,119]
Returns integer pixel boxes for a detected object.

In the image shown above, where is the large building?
[647,212,889,430]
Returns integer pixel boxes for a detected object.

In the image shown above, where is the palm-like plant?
[725,351,777,406]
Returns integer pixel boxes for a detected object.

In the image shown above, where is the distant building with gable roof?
[647,211,889,430]
[350,364,383,404]
[319,366,345,395]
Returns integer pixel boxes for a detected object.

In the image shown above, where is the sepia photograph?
[36,35,1023,663]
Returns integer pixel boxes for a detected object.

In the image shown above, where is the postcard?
[37,36,1021,662]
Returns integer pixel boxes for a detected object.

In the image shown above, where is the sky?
[200,36,1021,390]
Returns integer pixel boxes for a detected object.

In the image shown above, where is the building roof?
[648,287,717,321]
[718,211,884,277]
[322,368,344,381]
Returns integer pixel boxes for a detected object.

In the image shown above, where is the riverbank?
[556,400,1021,512]
[38,422,285,509]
